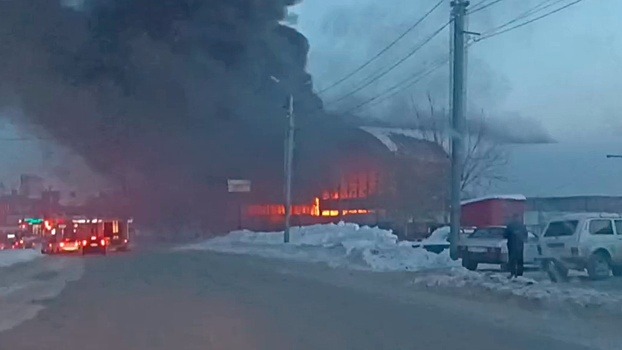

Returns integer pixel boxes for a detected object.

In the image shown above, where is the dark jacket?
[505,221,528,248]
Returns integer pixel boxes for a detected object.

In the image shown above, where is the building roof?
[360,126,448,162]
[461,194,527,206]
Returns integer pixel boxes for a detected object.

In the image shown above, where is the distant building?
[242,126,450,239]
[461,195,527,228]
[19,174,45,199]
[525,196,622,234]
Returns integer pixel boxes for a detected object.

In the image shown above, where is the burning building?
[0,1,449,236]
[241,126,450,238]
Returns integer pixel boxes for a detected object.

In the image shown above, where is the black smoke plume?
[0,0,336,231]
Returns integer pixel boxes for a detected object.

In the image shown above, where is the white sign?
[227,179,251,193]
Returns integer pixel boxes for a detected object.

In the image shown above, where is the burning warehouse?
[239,125,450,238]
[0,1,449,237]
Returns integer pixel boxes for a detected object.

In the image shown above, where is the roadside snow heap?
[0,249,41,268]
[413,268,622,313]
[180,222,459,272]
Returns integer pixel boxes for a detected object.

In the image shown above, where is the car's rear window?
[470,228,505,239]
[543,220,579,237]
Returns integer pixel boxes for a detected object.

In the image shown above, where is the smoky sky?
[293,0,621,143]
[0,0,335,227]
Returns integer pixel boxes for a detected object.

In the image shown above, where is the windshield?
[543,220,579,237]
[469,227,505,239]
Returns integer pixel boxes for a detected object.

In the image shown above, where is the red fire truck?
[41,216,133,255]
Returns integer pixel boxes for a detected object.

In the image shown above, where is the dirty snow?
[413,267,622,312]
[179,222,459,272]
[0,250,41,268]
[0,256,85,332]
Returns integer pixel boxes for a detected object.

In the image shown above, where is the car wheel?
[544,260,568,283]
[612,266,622,277]
[462,258,478,271]
[587,252,611,280]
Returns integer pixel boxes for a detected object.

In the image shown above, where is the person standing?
[505,214,528,278]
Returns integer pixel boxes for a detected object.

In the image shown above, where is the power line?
[317,0,445,95]
[468,0,508,15]
[344,58,449,114]
[476,0,587,42]
[478,0,567,34]
[325,20,452,107]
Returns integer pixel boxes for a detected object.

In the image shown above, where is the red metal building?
[461,195,527,227]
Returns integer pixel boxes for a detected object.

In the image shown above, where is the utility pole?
[449,0,468,260]
[284,94,294,243]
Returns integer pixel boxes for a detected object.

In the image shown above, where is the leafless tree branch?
[410,96,507,197]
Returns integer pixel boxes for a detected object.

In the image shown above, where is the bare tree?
[409,93,508,197]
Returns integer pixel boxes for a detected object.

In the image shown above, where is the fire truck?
[41,216,133,255]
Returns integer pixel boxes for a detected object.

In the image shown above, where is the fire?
[247,170,380,219]
[248,198,372,218]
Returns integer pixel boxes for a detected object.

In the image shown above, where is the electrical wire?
[344,57,450,114]
[476,0,587,42]
[325,20,452,107]
[479,0,567,34]
[468,0,509,15]
[317,0,445,95]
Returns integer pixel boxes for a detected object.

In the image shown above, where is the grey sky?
[293,0,622,142]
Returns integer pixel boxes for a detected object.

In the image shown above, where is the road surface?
[1,249,620,349]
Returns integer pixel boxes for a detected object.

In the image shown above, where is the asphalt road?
[0,249,620,350]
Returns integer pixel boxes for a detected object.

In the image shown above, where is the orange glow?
[82,240,87,246]
[100,239,106,246]
[312,197,320,216]
[321,210,340,217]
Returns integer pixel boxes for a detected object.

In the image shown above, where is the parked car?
[537,213,622,281]
[412,226,475,253]
[458,226,539,271]
[81,234,107,255]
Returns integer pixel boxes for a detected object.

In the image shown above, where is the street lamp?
[270,76,295,243]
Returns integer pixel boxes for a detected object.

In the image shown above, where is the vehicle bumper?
[459,251,507,264]
[82,245,106,254]
[60,246,80,252]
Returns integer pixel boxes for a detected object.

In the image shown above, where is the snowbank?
[0,250,41,268]
[179,223,459,272]
[413,268,622,311]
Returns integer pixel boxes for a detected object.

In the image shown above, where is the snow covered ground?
[0,256,85,332]
[0,249,41,268]
[179,222,459,272]
[180,223,622,314]
[413,268,622,314]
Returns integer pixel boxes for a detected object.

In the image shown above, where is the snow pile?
[180,222,459,272]
[413,268,622,311]
[423,226,450,243]
[0,250,41,268]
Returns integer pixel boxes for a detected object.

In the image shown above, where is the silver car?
[457,226,539,271]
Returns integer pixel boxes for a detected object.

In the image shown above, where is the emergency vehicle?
[40,216,132,255]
